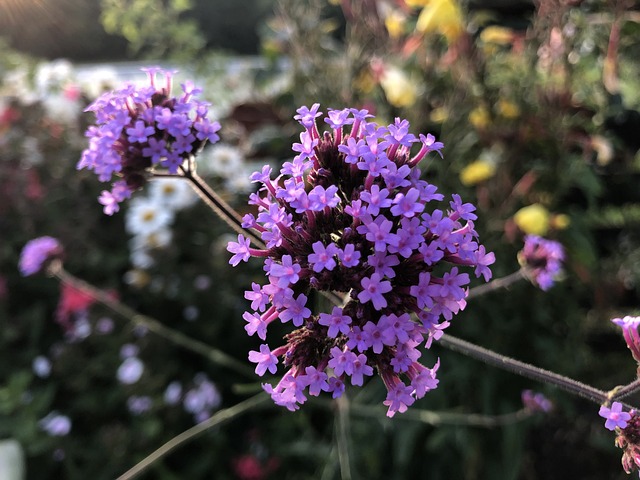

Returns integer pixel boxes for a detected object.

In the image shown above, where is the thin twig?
[467,269,526,300]
[116,393,270,480]
[350,404,534,428]
[438,333,638,409]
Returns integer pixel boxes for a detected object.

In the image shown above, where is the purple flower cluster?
[612,316,640,364]
[521,389,552,413]
[78,67,221,215]
[228,104,495,417]
[614,409,640,475]
[19,236,63,276]
[518,234,564,290]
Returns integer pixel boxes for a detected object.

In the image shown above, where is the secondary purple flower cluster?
[19,236,63,276]
[612,316,640,365]
[78,67,221,215]
[518,234,564,290]
[228,104,495,417]
[613,408,640,476]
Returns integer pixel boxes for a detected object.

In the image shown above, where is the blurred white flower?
[164,381,183,405]
[198,143,244,177]
[117,356,144,385]
[0,439,25,480]
[32,356,51,378]
[78,66,120,100]
[125,197,174,236]
[35,59,75,96]
[149,177,197,210]
[41,94,81,126]
[39,412,71,436]
[127,395,153,415]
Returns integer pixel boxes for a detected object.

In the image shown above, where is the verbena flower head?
[78,67,221,215]
[612,316,640,365]
[19,236,63,276]
[228,105,494,417]
[518,234,564,290]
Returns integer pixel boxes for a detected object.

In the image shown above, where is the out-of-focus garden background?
[2,0,640,478]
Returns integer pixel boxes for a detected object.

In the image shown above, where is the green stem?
[336,395,353,480]
[350,404,534,428]
[438,333,630,407]
[467,269,526,300]
[50,264,254,378]
[116,393,270,480]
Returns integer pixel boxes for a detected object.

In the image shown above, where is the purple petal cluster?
[611,316,640,364]
[518,235,564,290]
[229,105,494,417]
[521,389,553,413]
[19,236,63,276]
[600,402,632,431]
[78,67,221,215]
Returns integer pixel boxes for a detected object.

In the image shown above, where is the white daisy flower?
[149,178,197,211]
[198,143,244,178]
[125,197,174,236]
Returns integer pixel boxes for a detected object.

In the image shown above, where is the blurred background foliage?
[2,0,640,479]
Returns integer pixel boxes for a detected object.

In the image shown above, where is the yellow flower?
[469,106,490,129]
[385,11,406,39]
[416,0,464,43]
[479,26,513,45]
[353,70,376,94]
[380,67,419,108]
[429,106,449,124]
[550,214,571,230]
[460,159,496,186]
[405,0,430,7]
[514,204,550,235]
[496,99,520,119]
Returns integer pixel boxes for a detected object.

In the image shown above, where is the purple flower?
[521,390,553,413]
[358,273,392,310]
[308,241,339,272]
[599,402,632,431]
[228,105,492,414]
[19,236,63,276]
[519,235,565,290]
[248,344,279,376]
[612,316,640,364]
[79,68,220,214]
[318,307,352,337]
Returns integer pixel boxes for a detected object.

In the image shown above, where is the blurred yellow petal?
[496,99,520,119]
[385,11,406,39]
[514,204,550,235]
[416,0,464,42]
[380,67,419,108]
[430,106,449,123]
[460,159,496,186]
[550,214,571,230]
[405,0,431,7]
[469,106,490,129]
[353,70,376,94]
[479,26,513,45]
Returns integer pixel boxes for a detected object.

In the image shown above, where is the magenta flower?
[227,105,493,416]
[600,402,632,431]
[248,344,279,376]
[79,67,220,215]
[518,235,564,290]
[611,316,640,364]
[19,236,63,276]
